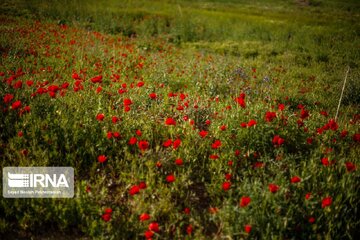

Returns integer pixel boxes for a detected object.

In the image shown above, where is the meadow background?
[0,0,359,239]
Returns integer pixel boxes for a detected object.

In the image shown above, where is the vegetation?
[0,0,359,239]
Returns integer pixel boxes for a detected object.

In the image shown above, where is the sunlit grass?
[0,0,359,239]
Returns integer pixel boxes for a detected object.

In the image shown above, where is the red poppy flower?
[71,80,81,89]
[321,157,335,166]
[102,212,111,222]
[222,181,231,191]
[139,181,147,189]
[163,139,172,148]
[156,161,162,168]
[211,140,222,149]
[48,85,59,92]
[3,93,14,104]
[297,119,304,127]
[11,100,22,110]
[305,192,311,200]
[149,92,157,99]
[13,80,22,89]
[61,82,69,89]
[129,185,140,195]
[96,113,105,121]
[176,104,184,111]
[165,117,176,126]
[148,222,160,233]
[209,154,219,160]
[345,162,356,172]
[235,94,246,108]
[137,81,144,87]
[297,104,304,109]
[21,106,30,113]
[244,224,252,233]
[97,155,107,163]
[96,86,102,93]
[18,131,23,137]
[104,208,112,214]
[136,129,142,136]
[268,183,279,193]
[173,139,181,150]
[254,162,264,168]
[327,119,338,131]
[113,132,120,138]
[353,133,360,143]
[199,130,208,138]
[186,224,193,235]
[168,92,177,97]
[48,91,56,98]
[107,132,112,139]
[225,173,232,180]
[101,208,112,222]
[175,158,183,166]
[184,207,191,214]
[240,196,251,207]
[124,106,131,112]
[319,110,328,116]
[265,111,277,122]
[308,217,316,224]
[220,125,227,131]
[340,130,348,138]
[179,93,186,100]
[37,87,47,94]
[129,137,137,145]
[300,109,309,119]
[111,74,120,82]
[72,72,81,80]
[123,98,132,106]
[139,213,150,221]
[247,119,257,127]
[277,137,285,145]
[290,176,301,183]
[112,116,119,123]
[240,122,247,128]
[278,104,285,111]
[272,135,284,146]
[144,230,154,239]
[321,196,332,208]
[166,174,175,183]
[138,140,149,151]
[26,80,34,87]
[118,88,126,94]
[90,75,102,83]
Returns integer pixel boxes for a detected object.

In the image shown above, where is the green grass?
[0,0,359,239]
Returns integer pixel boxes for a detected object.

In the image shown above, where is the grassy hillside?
[0,0,359,239]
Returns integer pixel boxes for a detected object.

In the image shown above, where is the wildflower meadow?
[0,0,359,239]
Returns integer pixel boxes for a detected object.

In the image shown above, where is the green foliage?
[0,0,359,239]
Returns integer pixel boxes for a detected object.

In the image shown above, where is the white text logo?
[8,172,69,188]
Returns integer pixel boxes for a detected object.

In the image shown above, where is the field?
[1,0,360,239]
